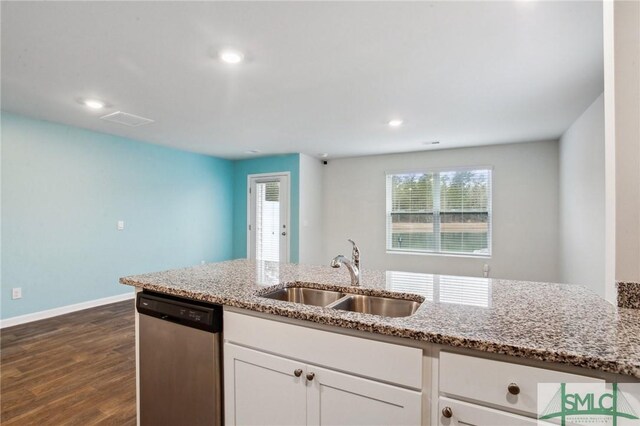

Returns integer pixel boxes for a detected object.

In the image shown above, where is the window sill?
[386,250,491,259]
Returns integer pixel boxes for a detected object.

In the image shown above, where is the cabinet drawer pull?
[294,369,303,377]
[306,372,315,381]
[442,406,453,418]
[508,383,520,395]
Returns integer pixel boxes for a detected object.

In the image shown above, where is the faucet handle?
[347,239,360,268]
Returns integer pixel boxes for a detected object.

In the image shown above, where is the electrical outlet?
[12,288,22,300]
[117,220,125,231]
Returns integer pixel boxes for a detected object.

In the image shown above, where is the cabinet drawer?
[438,397,546,426]
[224,311,422,389]
[439,351,602,415]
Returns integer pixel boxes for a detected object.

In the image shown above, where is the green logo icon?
[539,383,639,426]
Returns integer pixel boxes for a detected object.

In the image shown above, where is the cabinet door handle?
[508,383,520,395]
[293,369,303,377]
[442,406,453,418]
[306,372,315,381]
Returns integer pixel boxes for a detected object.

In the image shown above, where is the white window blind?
[255,181,280,261]
[386,168,492,256]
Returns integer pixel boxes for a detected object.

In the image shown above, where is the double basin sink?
[261,286,422,318]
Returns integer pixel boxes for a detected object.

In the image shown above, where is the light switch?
[117,220,125,231]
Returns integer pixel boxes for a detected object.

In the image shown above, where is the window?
[386,168,492,256]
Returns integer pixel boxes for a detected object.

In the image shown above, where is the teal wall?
[1,113,234,319]
[232,155,300,262]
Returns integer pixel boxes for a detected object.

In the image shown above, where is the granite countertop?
[120,259,640,378]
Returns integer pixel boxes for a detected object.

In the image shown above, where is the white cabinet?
[308,365,421,426]
[436,351,605,425]
[224,343,306,425]
[439,351,602,416]
[224,343,422,426]
[224,310,423,389]
[222,309,616,426]
[435,355,613,426]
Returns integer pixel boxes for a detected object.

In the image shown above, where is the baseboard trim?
[0,292,135,329]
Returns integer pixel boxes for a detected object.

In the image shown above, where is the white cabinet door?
[307,365,422,426]
[224,343,306,426]
[438,397,546,426]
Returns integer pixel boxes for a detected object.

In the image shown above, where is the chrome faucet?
[331,239,361,286]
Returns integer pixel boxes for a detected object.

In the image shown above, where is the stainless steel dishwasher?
[136,291,223,426]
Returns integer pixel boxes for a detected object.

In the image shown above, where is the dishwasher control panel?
[136,291,222,333]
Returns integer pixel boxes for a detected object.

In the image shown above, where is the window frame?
[385,166,493,258]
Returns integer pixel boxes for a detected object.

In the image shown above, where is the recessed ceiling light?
[83,99,105,109]
[388,119,403,127]
[220,49,244,64]
[320,153,329,158]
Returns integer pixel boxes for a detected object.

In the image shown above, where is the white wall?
[299,154,325,265]
[322,141,560,282]
[614,0,640,284]
[559,94,605,296]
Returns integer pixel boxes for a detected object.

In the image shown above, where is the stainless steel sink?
[327,294,421,318]
[261,287,345,307]
[261,285,423,317]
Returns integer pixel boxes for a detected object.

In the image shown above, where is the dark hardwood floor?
[1,300,136,425]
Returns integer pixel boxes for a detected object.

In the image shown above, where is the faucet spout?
[331,255,360,286]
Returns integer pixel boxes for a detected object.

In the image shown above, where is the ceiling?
[1,1,604,160]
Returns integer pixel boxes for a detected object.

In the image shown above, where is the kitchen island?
[121,259,640,425]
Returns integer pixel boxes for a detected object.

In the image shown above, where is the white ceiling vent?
[100,111,154,127]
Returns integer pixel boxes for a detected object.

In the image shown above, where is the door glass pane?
[255,181,280,261]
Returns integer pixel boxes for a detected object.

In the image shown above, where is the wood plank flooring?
[1,301,136,425]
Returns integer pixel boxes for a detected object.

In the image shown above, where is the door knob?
[281,232,287,236]
[293,369,302,377]
[306,372,315,381]
[442,407,453,418]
